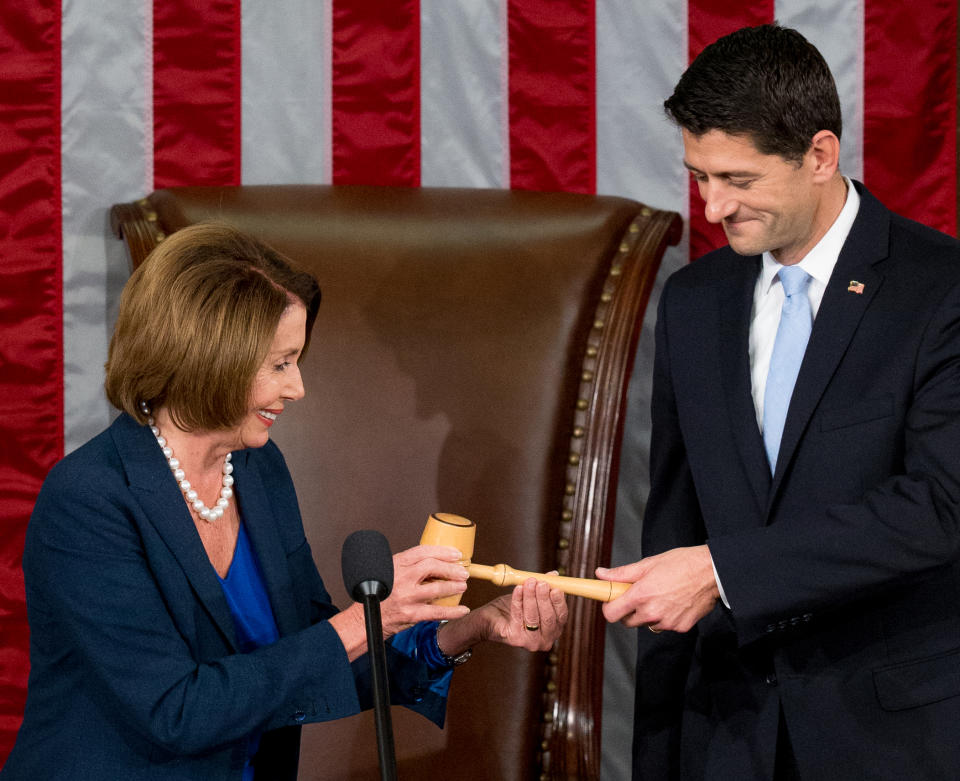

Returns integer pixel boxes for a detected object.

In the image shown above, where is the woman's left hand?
[479,577,568,651]
[438,576,568,656]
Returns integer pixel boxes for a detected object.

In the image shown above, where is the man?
[596,24,960,780]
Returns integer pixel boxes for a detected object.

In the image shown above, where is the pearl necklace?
[141,404,234,523]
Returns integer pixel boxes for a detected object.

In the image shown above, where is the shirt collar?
[759,176,860,294]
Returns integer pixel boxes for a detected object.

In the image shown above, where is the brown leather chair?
[111,185,681,780]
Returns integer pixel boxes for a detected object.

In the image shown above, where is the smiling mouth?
[258,409,279,423]
[723,217,759,233]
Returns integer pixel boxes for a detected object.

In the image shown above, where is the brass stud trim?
[542,210,649,774]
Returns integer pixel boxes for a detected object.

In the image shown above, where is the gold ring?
[648,626,662,634]
[525,624,539,632]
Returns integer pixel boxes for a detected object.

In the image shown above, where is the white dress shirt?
[749,178,860,427]
[711,177,859,609]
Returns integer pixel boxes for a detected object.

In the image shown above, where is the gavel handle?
[467,563,630,603]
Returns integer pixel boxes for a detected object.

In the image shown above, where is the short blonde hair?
[105,223,321,431]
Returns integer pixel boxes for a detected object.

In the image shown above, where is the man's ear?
[807,129,841,182]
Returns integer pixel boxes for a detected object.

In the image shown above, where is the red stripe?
[331,0,420,186]
[686,2,774,260]
[508,0,595,193]
[863,1,957,236]
[153,0,242,188]
[0,0,63,762]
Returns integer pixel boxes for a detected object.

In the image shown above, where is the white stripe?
[776,0,865,180]
[322,0,333,182]
[61,0,151,453]
[241,0,330,184]
[144,0,153,189]
[596,0,688,217]
[420,0,506,187]
[500,0,510,187]
[596,2,689,778]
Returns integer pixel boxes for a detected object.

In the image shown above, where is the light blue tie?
[762,265,813,473]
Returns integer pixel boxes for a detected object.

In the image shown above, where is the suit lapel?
[717,253,772,513]
[112,414,239,651]
[231,450,301,635]
[769,183,890,500]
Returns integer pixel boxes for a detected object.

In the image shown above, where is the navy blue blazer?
[634,183,960,780]
[3,413,445,780]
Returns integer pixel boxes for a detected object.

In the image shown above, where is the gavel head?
[420,513,476,606]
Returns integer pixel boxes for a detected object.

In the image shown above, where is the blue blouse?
[218,523,279,780]
[219,524,455,780]
[219,523,280,652]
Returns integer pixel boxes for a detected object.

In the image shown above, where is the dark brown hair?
[664,24,842,164]
[105,223,321,431]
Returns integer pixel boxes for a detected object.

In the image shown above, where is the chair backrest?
[111,185,681,780]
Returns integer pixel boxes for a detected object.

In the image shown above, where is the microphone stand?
[356,582,397,781]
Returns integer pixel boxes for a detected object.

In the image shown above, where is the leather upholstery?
[111,184,680,780]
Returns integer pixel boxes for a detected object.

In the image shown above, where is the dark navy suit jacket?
[3,413,445,780]
[634,183,960,780]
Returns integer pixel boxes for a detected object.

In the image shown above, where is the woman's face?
[234,300,307,450]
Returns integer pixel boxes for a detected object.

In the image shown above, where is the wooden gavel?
[421,512,631,604]
[467,562,629,602]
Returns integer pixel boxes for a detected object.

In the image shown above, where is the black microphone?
[341,530,397,781]
[342,529,394,602]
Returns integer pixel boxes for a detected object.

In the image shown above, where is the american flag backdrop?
[0,0,956,774]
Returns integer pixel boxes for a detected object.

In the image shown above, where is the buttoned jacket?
[3,413,443,780]
[635,182,960,780]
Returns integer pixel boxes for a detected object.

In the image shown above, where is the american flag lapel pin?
[847,280,865,294]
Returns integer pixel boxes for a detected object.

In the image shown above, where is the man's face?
[682,129,822,264]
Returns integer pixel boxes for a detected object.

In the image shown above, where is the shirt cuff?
[709,548,731,610]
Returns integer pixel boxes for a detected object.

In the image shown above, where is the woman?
[2,224,567,780]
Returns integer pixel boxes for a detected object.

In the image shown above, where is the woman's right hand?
[330,545,469,660]
[379,545,470,636]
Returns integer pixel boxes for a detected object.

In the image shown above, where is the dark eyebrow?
[683,160,758,179]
